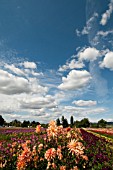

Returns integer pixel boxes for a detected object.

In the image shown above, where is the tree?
[90,123,99,128]
[56,118,61,126]
[74,118,90,128]
[61,116,64,124]
[30,121,40,127]
[21,120,30,127]
[74,120,81,128]
[70,116,74,127]
[10,119,21,127]
[62,118,68,128]
[81,118,90,128]
[0,115,5,126]
[98,119,107,128]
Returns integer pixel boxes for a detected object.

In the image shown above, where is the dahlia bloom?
[38,143,43,153]
[17,147,31,170]
[67,139,85,156]
[60,166,66,170]
[45,148,56,161]
[47,120,58,139]
[57,146,63,160]
[35,125,41,133]
[49,120,56,126]
[52,162,57,169]
[71,166,78,170]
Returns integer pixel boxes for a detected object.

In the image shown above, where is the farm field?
[0,122,113,170]
[86,128,113,140]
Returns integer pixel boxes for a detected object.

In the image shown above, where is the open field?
[0,122,113,170]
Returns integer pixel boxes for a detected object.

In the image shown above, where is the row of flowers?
[0,128,35,135]
[0,121,113,169]
[80,129,113,170]
[87,128,113,138]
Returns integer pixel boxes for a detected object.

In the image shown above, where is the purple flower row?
[0,128,35,134]
[80,129,113,170]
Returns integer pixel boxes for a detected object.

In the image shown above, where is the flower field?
[87,128,113,139]
[0,122,113,170]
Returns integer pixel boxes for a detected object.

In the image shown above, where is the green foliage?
[90,123,99,128]
[30,121,40,127]
[81,118,90,128]
[21,120,30,127]
[10,119,22,127]
[98,119,107,128]
[74,118,90,128]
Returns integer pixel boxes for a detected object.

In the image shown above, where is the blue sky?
[0,0,113,123]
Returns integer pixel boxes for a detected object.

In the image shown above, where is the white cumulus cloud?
[0,69,48,95]
[59,59,84,72]
[79,47,100,61]
[0,69,30,95]
[100,51,113,70]
[58,70,91,90]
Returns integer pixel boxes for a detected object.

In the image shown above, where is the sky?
[0,0,113,123]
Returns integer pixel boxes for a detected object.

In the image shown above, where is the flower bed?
[0,123,113,170]
[0,122,88,170]
[80,129,113,170]
[87,128,113,139]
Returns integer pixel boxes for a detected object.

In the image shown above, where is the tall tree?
[70,116,74,127]
[0,115,5,126]
[56,118,61,126]
[62,118,68,128]
[61,116,64,124]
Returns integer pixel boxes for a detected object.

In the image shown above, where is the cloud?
[22,61,37,69]
[97,30,113,37]
[5,64,25,76]
[4,63,43,78]
[64,105,106,116]
[20,95,57,110]
[27,77,48,94]
[58,70,91,90]
[76,13,98,36]
[91,30,113,46]
[100,51,113,70]
[58,59,84,72]
[0,97,19,114]
[100,0,113,25]
[0,69,48,95]
[0,69,30,95]
[72,100,97,107]
[79,47,100,61]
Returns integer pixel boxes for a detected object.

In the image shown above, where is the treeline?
[56,116,107,128]
[0,115,108,128]
[0,115,42,128]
